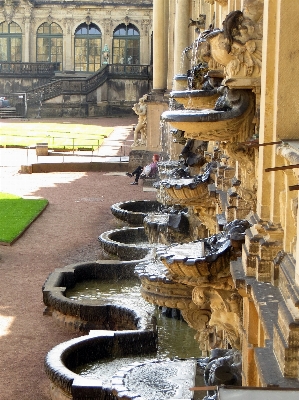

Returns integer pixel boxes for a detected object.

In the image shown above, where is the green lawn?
[0,122,114,150]
[0,192,48,244]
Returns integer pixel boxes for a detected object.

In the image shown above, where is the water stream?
[66,278,205,399]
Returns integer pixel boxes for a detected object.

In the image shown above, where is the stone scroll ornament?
[132,94,147,146]
[204,4,263,81]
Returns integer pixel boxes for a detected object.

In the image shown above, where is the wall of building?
[145,0,299,390]
[0,0,152,69]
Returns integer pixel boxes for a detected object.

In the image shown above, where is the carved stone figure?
[188,14,206,33]
[132,94,147,146]
[204,6,263,82]
[102,44,110,65]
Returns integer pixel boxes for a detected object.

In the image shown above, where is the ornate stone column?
[23,16,31,62]
[173,0,190,89]
[152,0,167,91]
[64,17,73,71]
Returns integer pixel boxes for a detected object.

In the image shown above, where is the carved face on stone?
[196,40,211,63]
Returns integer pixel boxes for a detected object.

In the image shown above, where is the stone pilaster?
[173,0,191,89]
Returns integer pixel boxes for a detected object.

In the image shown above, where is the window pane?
[36,26,62,67]
[37,37,49,58]
[43,24,50,35]
[0,22,8,34]
[76,26,88,35]
[0,37,7,60]
[51,23,62,34]
[115,28,126,36]
[112,24,139,65]
[9,22,21,34]
[89,25,101,35]
[127,39,134,47]
[10,37,22,61]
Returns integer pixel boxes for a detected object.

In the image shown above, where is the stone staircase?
[0,107,19,118]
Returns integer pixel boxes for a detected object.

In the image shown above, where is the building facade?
[143,0,299,389]
[0,0,153,117]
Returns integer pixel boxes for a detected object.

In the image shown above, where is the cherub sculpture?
[132,94,147,146]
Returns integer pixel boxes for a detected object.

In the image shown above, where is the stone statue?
[204,2,263,81]
[188,14,206,34]
[132,94,147,146]
[102,44,110,65]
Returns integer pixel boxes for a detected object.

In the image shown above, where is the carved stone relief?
[193,287,242,349]
[3,0,16,24]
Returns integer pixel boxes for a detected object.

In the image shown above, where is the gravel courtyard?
[0,117,156,399]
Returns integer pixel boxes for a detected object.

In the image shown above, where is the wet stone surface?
[135,255,172,283]
[122,359,196,400]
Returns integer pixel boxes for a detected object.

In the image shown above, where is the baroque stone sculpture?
[132,94,147,147]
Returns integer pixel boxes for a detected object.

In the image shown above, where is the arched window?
[0,21,22,62]
[37,22,63,70]
[112,24,140,65]
[74,23,102,72]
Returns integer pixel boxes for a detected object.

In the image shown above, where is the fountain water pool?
[66,278,202,359]
[44,261,206,400]
[111,200,163,226]
[98,227,167,260]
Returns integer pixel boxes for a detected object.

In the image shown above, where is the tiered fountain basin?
[45,333,197,400]
[173,73,188,90]
[98,227,166,260]
[144,211,190,245]
[43,260,156,332]
[45,330,158,400]
[155,177,211,206]
[162,89,254,142]
[111,200,162,226]
[135,254,212,343]
[135,256,194,310]
[43,259,205,399]
[160,233,232,287]
[170,88,219,109]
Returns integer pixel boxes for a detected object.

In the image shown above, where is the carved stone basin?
[42,260,155,332]
[160,233,232,286]
[162,89,254,142]
[158,178,210,204]
[173,73,188,90]
[45,330,158,400]
[170,89,219,109]
[111,200,162,226]
[155,163,214,207]
[98,227,167,260]
[135,255,212,349]
[135,256,194,310]
[45,335,196,400]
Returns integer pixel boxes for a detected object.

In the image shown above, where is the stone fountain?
[43,1,270,398]
[139,0,262,370]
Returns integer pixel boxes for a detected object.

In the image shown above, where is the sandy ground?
[0,117,156,399]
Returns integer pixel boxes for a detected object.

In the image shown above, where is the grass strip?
[0,123,114,150]
[0,192,48,244]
